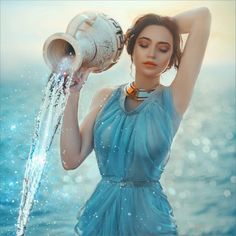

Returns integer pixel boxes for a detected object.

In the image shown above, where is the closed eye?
[160,49,168,53]
[139,43,169,52]
[139,44,148,48]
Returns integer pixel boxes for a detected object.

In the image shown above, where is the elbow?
[196,7,211,34]
[63,166,75,171]
[205,8,212,34]
[61,158,80,171]
[62,162,79,171]
[201,7,212,21]
[62,163,72,170]
[61,160,71,170]
[62,165,71,171]
[60,149,81,170]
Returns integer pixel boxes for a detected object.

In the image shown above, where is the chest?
[124,97,144,112]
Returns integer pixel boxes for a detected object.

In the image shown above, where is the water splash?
[16,57,75,236]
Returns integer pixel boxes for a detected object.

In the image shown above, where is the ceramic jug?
[43,12,125,74]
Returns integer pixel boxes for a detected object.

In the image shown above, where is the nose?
[147,46,157,59]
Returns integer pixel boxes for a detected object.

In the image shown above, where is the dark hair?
[125,13,183,72]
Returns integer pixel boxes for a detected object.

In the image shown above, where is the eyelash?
[139,44,168,53]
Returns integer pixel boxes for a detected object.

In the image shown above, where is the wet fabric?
[74,82,182,236]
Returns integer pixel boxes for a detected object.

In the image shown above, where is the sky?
[0,0,235,75]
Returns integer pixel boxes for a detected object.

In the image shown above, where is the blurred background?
[0,1,235,235]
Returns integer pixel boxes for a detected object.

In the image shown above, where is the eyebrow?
[138,36,171,46]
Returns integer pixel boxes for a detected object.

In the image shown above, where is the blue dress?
[74,82,182,236]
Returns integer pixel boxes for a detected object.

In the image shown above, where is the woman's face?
[132,25,173,78]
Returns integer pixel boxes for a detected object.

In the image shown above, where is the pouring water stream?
[16,56,77,236]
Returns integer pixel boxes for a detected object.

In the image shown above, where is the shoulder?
[90,84,121,110]
[94,84,120,100]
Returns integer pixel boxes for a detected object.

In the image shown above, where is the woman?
[60,7,211,236]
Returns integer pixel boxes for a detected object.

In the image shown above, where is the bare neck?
[134,73,161,90]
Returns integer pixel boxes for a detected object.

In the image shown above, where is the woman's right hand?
[68,67,99,94]
[69,67,89,93]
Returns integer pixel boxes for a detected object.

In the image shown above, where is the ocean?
[0,63,235,236]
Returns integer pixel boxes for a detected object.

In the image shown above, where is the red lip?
[143,61,158,66]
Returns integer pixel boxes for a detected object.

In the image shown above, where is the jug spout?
[43,33,84,74]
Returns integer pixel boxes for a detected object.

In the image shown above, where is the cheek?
[132,48,143,65]
[159,53,172,66]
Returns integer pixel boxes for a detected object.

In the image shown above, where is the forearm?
[60,93,81,169]
[172,7,211,34]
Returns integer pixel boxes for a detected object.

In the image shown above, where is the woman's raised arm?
[171,7,212,116]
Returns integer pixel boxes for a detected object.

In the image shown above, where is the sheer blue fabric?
[74,83,182,236]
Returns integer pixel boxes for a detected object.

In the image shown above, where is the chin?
[141,70,159,78]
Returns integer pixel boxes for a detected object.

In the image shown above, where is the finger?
[69,80,77,88]
[71,67,94,88]
[73,77,81,83]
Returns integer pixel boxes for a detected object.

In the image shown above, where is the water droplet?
[10,124,16,131]
[93,212,99,218]
[128,212,132,216]
[113,145,119,152]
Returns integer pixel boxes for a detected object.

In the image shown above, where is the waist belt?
[101,176,161,187]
